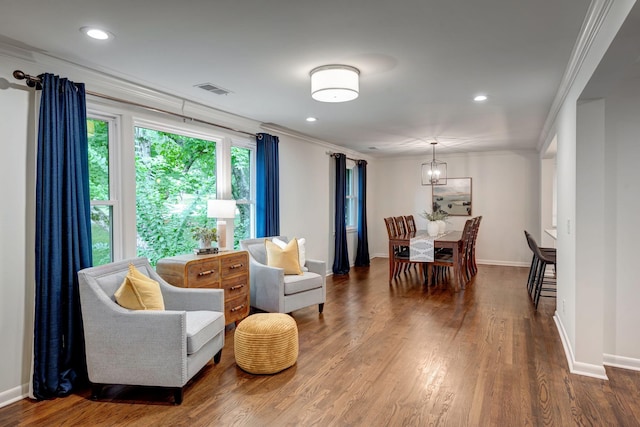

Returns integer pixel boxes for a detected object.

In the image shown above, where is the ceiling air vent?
[195,82,232,96]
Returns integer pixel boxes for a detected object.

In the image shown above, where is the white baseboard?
[603,353,640,372]
[371,254,529,268]
[0,383,28,408]
[476,259,530,268]
[553,312,608,380]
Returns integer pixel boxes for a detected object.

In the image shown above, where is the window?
[87,104,255,266]
[134,126,218,265]
[345,164,357,229]
[87,116,118,266]
[231,145,253,248]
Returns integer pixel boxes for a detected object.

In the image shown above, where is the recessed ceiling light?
[474,94,488,102]
[80,27,112,40]
[306,117,317,122]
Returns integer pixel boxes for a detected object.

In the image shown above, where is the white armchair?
[77,257,225,404]
[240,236,326,314]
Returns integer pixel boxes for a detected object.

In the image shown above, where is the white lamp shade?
[207,199,236,218]
[310,65,359,103]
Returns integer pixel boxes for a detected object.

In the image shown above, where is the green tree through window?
[231,146,251,248]
[87,118,112,266]
[135,127,217,264]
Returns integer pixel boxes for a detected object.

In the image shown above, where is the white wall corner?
[0,383,29,409]
[603,354,640,372]
[554,312,608,380]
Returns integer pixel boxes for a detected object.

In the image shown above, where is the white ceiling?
[0,0,591,157]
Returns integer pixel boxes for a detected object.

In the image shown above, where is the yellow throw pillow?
[114,264,165,310]
[265,239,303,275]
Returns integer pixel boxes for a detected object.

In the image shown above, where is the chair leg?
[527,254,536,292]
[319,303,324,313]
[173,387,183,405]
[534,263,547,309]
[214,349,222,364]
[529,257,541,297]
[90,382,103,400]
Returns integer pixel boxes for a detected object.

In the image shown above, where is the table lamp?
[207,199,237,251]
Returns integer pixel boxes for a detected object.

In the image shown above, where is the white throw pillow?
[272,237,307,271]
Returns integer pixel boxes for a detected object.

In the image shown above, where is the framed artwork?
[432,177,472,216]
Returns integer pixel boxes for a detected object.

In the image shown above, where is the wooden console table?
[156,251,250,325]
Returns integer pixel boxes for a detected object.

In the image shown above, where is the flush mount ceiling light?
[80,26,113,40]
[474,94,488,102]
[305,117,317,122]
[310,65,359,103]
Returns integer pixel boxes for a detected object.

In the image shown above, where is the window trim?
[87,111,122,262]
[345,161,358,231]
[87,101,257,261]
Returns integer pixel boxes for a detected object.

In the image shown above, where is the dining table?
[388,229,466,291]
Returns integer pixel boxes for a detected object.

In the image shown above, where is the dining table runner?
[409,231,435,262]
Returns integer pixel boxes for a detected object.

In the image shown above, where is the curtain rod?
[326,151,365,163]
[12,70,259,139]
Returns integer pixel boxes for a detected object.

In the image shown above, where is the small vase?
[427,221,439,237]
[199,237,211,249]
[437,220,446,234]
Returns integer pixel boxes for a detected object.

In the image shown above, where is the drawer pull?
[230,283,245,291]
[198,269,216,276]
[229,263,244,269]
[230,304,245,312]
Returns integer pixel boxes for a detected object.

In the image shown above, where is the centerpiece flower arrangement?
[192,225,218,249]
[421,210,449,236]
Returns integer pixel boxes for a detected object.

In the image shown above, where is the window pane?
[232,146,252,247]
[231,146,251,200]
[88,119,110,200]
[134,127,217,265]
[234,203,251,249]
[88,118,113,265]
[91,205,112,266]
[346,169,353,196]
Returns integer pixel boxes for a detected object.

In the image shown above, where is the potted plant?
[432,210,449,234]
[421,210,441,237]
[192,225,218,249]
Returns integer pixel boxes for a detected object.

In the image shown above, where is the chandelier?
[421,142,447,185]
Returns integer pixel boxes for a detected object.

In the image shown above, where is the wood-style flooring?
[2,259,640,426]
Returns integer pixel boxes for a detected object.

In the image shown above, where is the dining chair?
[393,216,414,273]
[394,216,407,235]
[469,216,482,276]
[404,215,417,233]
[427,218,473,288]
[384,217,422,282]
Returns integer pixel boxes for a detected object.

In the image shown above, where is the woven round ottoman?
[234,313,299,374]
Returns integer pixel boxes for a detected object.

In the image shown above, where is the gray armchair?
[240,236,326,314]
[77,257,225,404]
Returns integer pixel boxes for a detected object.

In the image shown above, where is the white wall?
[277,134,333,265]
[370,150,540,267]
[0,61,36,406]
[550,0,637,378]
[540,158,556,248]
[604,76,640,363]
[575,99,606,369]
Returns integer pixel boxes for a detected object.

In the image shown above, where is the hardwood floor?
[2,258,640,426]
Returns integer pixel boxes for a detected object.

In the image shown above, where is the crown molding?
[259,122,372,161]
[537,0,614,152]
[4,44,263,138]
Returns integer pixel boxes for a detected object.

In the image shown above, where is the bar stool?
[524,231,557,309]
